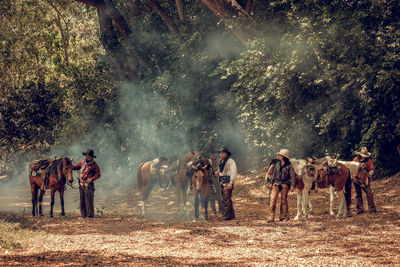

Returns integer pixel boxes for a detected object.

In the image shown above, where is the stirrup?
[210,184,216,194]
[187,186,194,195]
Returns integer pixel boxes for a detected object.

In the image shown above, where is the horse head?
[192,165,208,193]
[62,157,74,184]
[302,162,317,182]
[265,158,278,184]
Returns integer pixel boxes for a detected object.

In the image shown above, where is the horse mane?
[46,158,71,180]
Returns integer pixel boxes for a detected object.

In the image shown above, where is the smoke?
[0,5,257,218]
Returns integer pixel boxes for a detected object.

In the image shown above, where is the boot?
[268,206,275,223]
[281,203,290,221]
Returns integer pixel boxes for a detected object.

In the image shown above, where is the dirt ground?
[1,172,400,266]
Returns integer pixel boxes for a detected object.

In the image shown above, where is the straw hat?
[277,148,290,159]
[356,147,371,158]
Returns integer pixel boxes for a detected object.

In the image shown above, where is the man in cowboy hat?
[353,147,376,214]
[268,148,296,222]
[72,149,101,218]
[216,146,237,221]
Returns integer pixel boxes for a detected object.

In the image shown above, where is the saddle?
[150,158,168,176]
[29,159,51,176]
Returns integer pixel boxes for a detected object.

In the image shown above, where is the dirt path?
[1,173,400,266]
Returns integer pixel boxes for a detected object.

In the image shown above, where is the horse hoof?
[61,213,66,217]
[294,216,300,221]
[301,216,308,221]
[309,210,313,214]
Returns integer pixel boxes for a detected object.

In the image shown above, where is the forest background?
[1,0,399,182]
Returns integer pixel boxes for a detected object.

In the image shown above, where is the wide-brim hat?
[277,148,290,159]
[82,149,96,158]
[356,147,371,158]
[217,146,231,155]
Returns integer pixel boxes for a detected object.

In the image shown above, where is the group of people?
[266,146,376,222]
[72,145,376,222]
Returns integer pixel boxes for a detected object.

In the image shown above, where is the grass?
[0,218,35,251]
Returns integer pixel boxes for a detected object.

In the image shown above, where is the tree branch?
[175,0,185,24]
[146,0,179,34]
[76,0,131,38]
[245,0,253,15]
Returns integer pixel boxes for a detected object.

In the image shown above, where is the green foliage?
[1,0,398,178]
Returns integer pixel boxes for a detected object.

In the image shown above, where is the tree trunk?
[97,9,137,81]
[129,0,140,30]
[176,0,185,24]
[76,0,131,38]
[147,0,179,34]
[245,0,253,15]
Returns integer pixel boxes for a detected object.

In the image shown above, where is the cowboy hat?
[277,148,290,159]
[356,147,371,158]
[217,146,231,155]
[82,149,96,158]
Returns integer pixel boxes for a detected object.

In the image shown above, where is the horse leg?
[329,186,335,216]
[203,195,209,221]
[142,184,154,215]
[308,190,313,214]
[294,190,302,221]
[210,194,217,215]
[60,188,65,216]
[194,193,199,220]
[31,183,38,216]
[50,189,56,218]
[38,190,46,216]
[337,190,347,218]
[182,183,188,215]
[302,182,312,220]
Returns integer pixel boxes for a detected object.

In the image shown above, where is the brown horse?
[29,158,74,217]
[192,163,210,221]
[137,158,171,214]
[313,158,352,218]
[174,151,200,214]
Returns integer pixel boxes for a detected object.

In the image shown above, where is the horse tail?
[344,167,352,210]
[137,162,145,190]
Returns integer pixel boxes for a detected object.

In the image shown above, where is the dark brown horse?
[174,151,200,214]
[313,158,352,218]
[137,158,171,214]
[192,163,210,221]
[29,158,74,217]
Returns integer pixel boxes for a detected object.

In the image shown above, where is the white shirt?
[220,158,237,184]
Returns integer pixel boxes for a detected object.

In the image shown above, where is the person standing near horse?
[216,147,237,221]
[72,149,101,218]
[353,147,376,214]
[268,149,296,222]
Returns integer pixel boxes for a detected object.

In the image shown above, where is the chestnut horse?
[313,158,352,218]
[192,163,210,221]
[29,158,74,217]
[137,158,171,214]
[174,151,200,214]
